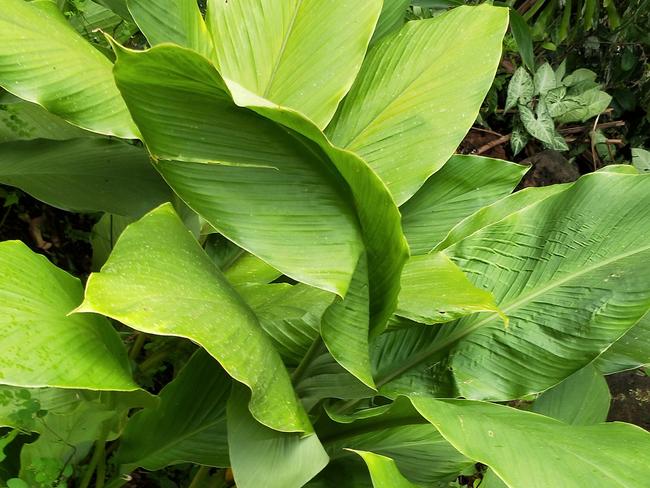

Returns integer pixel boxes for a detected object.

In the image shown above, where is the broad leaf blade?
[112,43,409,384]
[321,398,473,486]
[596,312,650,373]
[228,386,328,488]
[532,365,610,425]
[78,203,311,433]
[435,184,571,251]
[0,101,91,142]
[413,398,650,488]
[321,255,375,388]
[371,0,410,44]
[397,253,505,325]
[206,0,382,128]
[117,350,230,470]
[239,283,332,365]
[112,43,364,298]
[401,155,527,254]
[0,0,137,138]
[128,0,215,59]
[0,138,170,216]
[229,87,409,336]
[0,241,136,391]
[327,5,509,205]
[351,451,419,488]
[376,172,650,400]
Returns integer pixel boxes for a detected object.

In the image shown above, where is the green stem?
[129,333,147,361]
[78,434,107,488]
[188,466,210,488]
[95,439,107,488]
[139,347,171,374]
[291,336,323,385]
[0,206,12,229]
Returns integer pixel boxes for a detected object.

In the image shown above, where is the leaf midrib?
[376,242,650,388]
[263,0,305,99]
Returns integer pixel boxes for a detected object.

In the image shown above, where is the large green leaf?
[435,184,570,251]
[413,398,650,488]
[117,350,230,471]
[320,398,473,486]
[238,283,332,365]
[0,0,137,138]
[227,87,408,336]
[351,451,419,488]
[401,155,527,254]
[396,253,504,325]
[112,43,409,383]
[596,312,650,373]
[0,138,170,216]
[532,364,610,425]
[326,5,508,204]
[321,255,375,387]
[77,204,310,433]
[374,172,650,400]
[0,101,91,142]
[371,0,410,44]
[127,0,215,59]
[227,386,328,488]
[112,43,363,298]
[0,241,135,391]
[294,349,376,412]
[206,0,381,128]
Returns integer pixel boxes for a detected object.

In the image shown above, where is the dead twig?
[474,134,512,155]
[470,127,505,137]
[517,0,539,15]
[558,120,625,135]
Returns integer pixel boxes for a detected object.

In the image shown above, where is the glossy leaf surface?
[0,138,169,216]
[401,155,527,254]
[376,173,650,400]
[206,0,381,128]
[413,398,650,488]
[128,0,215,59]
[397,253,504,325]
[112,43,364,298]
[227,386,328,488]
[352,451,419,488]
[327,5,508,204]
[0,241,135,391]
[532,365,610,425]
[0,0,137,138]
[78,204,310,433]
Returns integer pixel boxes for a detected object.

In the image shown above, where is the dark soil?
[0,189,96,277]
[518,150,581,188]
[607,370,650,430]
